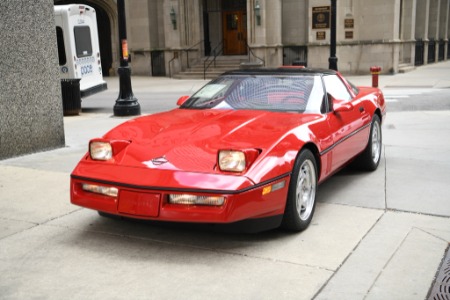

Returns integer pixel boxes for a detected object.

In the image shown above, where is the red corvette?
[71,68,386,232]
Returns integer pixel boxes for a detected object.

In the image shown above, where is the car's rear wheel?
[281,149,317,231]
[354,114,382,171]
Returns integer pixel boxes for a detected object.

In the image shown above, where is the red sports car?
[71,68,386,232]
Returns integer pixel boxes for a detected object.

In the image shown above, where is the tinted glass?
[56,26,66,65]
[74,26,92,57]
[182,75,325,113]
[322,74,352,101]
[348,80,359,95]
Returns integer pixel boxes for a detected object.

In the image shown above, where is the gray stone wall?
[0,0,65,160]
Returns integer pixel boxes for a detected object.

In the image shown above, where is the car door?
[323,74,370,171]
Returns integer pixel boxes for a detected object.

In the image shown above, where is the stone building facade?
[54,0,450,76]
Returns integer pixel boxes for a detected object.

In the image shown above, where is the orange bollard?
[370,66,382,88]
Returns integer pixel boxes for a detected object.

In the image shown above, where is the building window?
[226,14,239,30]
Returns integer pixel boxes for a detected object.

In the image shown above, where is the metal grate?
[151,51,166,76]
[428,245,450,300]
[438,39,445,61]
[283,46,308,67]
[415,39,425,66]
[428,39,436,63]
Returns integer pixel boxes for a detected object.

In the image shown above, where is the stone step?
[188,65,241,70]
[175,56,248,80]
[398,64,416,73]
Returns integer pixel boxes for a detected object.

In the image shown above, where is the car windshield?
[181,75,325,113]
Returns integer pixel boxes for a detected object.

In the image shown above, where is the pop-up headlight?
[218,150,246,172]
[218,149,259,172]
[88,139,131,161]
[89,141,112,161]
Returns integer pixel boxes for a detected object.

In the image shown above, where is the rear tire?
[354,115,382,171]
[281,149,317,231]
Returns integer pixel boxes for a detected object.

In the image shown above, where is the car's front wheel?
[354,114,382,171]
[281,149,317,231]
[98,211,122,220]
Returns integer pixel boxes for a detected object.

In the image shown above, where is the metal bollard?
[370,66,381,88]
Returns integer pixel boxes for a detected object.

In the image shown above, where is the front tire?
[281,149,318,231]
[98,211,122,220]
[354,115,382,171]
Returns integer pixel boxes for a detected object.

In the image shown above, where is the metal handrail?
[168,54,177,78]
[168,40,203,78]
[183,40,204,69]
[203,42,223,80]
[246,42,265,67]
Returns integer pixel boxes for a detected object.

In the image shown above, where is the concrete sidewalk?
[348,60,450,89]
[1,62,449,299]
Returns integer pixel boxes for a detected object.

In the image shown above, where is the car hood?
[103,109,320,172]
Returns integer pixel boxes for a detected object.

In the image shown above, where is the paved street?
[1,62,450,299]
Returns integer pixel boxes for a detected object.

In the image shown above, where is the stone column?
[249,0,283,67]
[127,0,152,75]
[264,0,283,67]
[428,0,439,63]
[173,0,201,72]
[400,0,417,65]
[0,0,65,159]
[415,0,430,64]
[438,0,449,60]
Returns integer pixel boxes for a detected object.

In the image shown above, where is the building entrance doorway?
[222,10,247,55]
[203,0,247,56]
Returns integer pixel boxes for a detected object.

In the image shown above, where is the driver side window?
[322,75,352,101]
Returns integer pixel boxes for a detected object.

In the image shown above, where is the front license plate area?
[118,190,160,217]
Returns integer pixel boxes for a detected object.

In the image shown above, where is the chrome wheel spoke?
[371,121,381,163]
[295,160,316,221]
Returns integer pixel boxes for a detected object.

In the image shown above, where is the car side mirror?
[176,95,190,106]
[334,102,354,113]
[330,93,354,113]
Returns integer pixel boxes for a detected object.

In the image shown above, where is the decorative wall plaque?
[317,31,326,40]
[345,18,354,29]
[312,6,330,29]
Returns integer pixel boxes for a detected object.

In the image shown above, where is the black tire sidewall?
[281,149,318,231]
[365,115,382,171]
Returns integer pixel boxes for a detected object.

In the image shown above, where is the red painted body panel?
[70,70,386,228]
[71,174,289,223]
[100,109,320,175]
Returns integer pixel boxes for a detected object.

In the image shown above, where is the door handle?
[359,106,364,113]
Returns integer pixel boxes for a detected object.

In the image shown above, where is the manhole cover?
[428,245,450,300]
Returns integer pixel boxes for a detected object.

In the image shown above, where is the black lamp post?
[114,0,140,116]
[328,0,338,71]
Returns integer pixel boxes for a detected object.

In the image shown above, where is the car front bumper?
[70,163,290,224]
